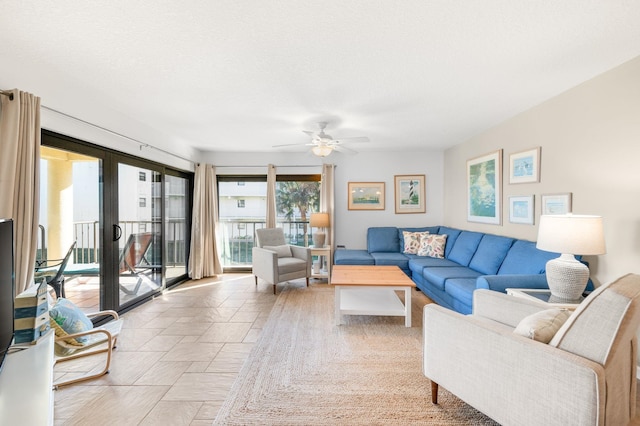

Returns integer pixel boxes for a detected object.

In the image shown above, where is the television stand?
[0,330,54,424]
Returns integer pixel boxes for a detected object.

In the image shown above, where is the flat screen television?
[0,219,14,373]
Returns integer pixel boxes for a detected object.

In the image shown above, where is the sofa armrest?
[476,274,549,293]
[252,247,278,283]
[423,304,605,426]
[473,289,549,328]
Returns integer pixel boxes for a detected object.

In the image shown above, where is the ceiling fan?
[273,122,370,157]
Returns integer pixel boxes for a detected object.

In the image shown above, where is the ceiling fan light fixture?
[312,145,333,157]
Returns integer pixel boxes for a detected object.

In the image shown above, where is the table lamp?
[536,214,606,301]
[310,213,330,248]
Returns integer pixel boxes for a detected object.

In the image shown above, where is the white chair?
[252,228,311,294]
[423,273,640,426]
[52,309,123,388]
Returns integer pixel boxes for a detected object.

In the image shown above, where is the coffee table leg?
[405,287,412,327]
[335,285,342,325]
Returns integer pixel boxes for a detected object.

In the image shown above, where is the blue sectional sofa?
[333,226,592,314]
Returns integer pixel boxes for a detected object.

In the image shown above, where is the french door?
[41,130,191,314]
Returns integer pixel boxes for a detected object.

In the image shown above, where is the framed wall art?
[541,192,572,215]
[394,174,426,214]
[348,182,385,210]
[509,147,540,184]
[509,195,534,224]
[467,150,502,224]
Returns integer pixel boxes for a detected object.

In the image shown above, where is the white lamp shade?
[536,214,606,255]
[310,213,330,228]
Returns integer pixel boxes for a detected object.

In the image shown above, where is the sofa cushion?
[423,267,482,291]
[468,235,515,275]
[402,231,430,254]
[437,227,462,258]
[398,226,440,252]
[417,234,448,258]
[443,278,478,310]
[408,256,461,275]
[446,231,483,266]
[371,252,410,270]
[498,240,558,275]
[333,249,375,265]
[367,227,400,253]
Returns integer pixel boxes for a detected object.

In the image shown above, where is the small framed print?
[541,192,572,215]
[348,182,385,210]
[509,195,534,224]
[509,147,540,184]
[394,174,426,214]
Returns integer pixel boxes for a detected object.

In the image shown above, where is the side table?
[310,246,331,283]
[506,288,583,310]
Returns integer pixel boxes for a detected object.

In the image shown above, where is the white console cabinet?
[0,330,54,425]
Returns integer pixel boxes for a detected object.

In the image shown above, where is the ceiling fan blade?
[302,130,315,136]
[272,142,307,148]
[333,136,370,144]
[333,145,358,155]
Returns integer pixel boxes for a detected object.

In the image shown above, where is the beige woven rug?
[214,283,497,425]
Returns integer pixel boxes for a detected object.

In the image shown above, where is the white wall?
[201,150,445,250]
[443,55,640,287]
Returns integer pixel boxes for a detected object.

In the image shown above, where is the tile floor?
[53,273,640,425]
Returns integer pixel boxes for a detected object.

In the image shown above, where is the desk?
[310,246,331,283]
[0,330,54,425]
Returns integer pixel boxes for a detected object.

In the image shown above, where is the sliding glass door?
[41,130,192,314]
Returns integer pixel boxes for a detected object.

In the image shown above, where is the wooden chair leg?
[431,380,439,404]
[306,277,309,287]
[273,284,277,294]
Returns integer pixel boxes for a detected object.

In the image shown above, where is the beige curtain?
[266,164,277,228]
[0,89,41,294]
[320,164,335,251]
[188,163,222,279]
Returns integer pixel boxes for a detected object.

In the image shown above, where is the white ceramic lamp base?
[545,254,590,301]
[312,232,326,248]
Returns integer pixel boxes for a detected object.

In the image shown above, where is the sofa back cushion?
[498,240,558,275]
[437,227,462,258]
[367,227,400,253]
[468,234,515,275]
[446,231,483,266]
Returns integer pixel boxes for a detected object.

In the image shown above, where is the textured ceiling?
[1,1,640,158]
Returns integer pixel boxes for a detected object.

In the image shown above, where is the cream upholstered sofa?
[252,228,311,294]
[423,273,640,426]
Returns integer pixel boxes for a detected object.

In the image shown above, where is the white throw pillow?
[513,308,572,343]
[263,245,292,258]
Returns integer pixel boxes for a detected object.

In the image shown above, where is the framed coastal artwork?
[394,174,426,214]
[347,182,385,210]
[467,150,502,224]
[509,147,540,184]
[509,195,534,224]
[541,192,572,214]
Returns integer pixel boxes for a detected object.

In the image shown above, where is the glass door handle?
[113,224,122,241]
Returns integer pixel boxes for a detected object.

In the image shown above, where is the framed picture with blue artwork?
[467,150,502,224]
[509,195,534,224]
[509,147,541,184]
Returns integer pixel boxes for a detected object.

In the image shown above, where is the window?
[139,171,146,181]
[237,199,245,208]
[139,197,146,207]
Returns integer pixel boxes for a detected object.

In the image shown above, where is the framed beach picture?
[541,192,572,214]
[467,150,502,224]
[348,182,385,210]
[509,147,540,184]
[509,195,534,224]
[394,174,426,214]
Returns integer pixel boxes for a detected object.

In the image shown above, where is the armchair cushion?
[263,245,292,258]
[513,308,571,343]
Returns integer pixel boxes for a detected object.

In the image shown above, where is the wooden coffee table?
[331,265,416,327]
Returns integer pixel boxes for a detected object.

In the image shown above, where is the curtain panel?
[320,164,335,251]
[0,89,41,294]
[266,164,276,228]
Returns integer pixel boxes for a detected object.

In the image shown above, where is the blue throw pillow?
[49,298,93,343]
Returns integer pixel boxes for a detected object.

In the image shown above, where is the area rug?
[214,284,497,425]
